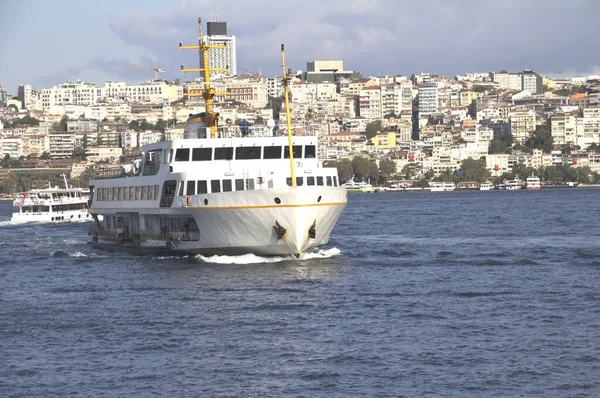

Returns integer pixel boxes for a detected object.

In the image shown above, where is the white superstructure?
[526,175,541,190]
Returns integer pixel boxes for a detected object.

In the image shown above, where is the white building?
[266,76,282,98]
[551,112,578,146]
[41,81,98,110]
[509,110,536,144]
[418,82,439,115]
[205,20,237,77]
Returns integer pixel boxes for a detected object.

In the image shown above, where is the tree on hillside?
[524,124,553,153]
[401,163,420,179]
[351,156,373,182]
[365,120,383,140]
[460,157,490,182]
[378,158,397,177]
[57,115,68,131]
[326,159,353,183]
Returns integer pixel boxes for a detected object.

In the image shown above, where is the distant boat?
[341,180,375,193]
[11,174,92,223]
[526,174,541,190]
[479,181,494,191]
[429,181,456,192]
[500,177,523,190]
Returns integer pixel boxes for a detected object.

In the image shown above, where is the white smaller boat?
[341,180,375,193]
[501,177,523,190]
[429,181,456,192]
[11,174,92,223]
[526,174,541,190]
[479,181,494,191]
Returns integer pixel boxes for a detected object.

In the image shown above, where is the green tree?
[365,120,383,140]
[39,151,51,160]
[472,85,493,93]
[378,158,397,177]
[401,163,420,179]
[460,157,490,182]
[56,115,68,131]
[351,156,373,182]
[524,124,553,153]
[327,159,354,183]
[254,116,265,124]
[155,119,167,132]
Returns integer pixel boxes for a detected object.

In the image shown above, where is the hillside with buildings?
[2,19,600,192]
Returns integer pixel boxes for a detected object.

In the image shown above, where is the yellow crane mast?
[179,17,229,138]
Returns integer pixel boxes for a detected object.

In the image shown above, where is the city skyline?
[1,0,600,92]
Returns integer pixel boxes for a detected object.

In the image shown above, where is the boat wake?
[195,247,342,264]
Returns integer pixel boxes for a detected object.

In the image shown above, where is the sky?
[1,0,600,94]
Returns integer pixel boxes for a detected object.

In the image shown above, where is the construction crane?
[124,64,166,80]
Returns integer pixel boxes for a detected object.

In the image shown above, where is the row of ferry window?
[178,176,339,196]
[173,145,316,162]
[96,185,160,201]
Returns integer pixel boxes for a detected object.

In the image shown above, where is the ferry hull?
[89,186,347,256]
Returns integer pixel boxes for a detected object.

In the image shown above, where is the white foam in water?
[70,251,88,258]
[196,247,342,264]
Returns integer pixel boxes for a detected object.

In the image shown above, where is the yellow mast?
[179,18,229,138]
[281,44,296,187]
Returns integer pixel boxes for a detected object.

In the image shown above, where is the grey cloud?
[104,0,600,80]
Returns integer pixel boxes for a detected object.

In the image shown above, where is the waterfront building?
[509,110,536,144]
[551,112,578,146]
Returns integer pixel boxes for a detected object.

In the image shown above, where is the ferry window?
[307,176,315,186]
[286,177,292,186]
[178,182,184,196]
[223,179,232,192]
[235,146,261,160]
[142,185,148,199]
[235,179,244,191]
[192,148,212,161]
[305,145,316,158]
[135,186,141,200]
[129,186,135,200]
[333,176,338,186]
[186,180,196,195]
[268,179,274,188]
[326,176,333,186]
[112,187,117,201]
[263,146,282,159]
[284,145,303,159]
[197,180,208,194]
[317,176,324,186]
[124,186,130,200]
[296,177,303,186]
[246,178,255,190]
[214,147,233,160]
[211,180,221,193]
[117,187,123,201]
[148,186,154,200]
[175,148,190,162]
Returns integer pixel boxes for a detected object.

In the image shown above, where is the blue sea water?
[1,189,600,397]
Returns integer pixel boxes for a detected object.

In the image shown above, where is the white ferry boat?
[341,180,375,193]
[11,174,91,223]
[429,181,456,192]
[479,181,494,191]
[526,175,541,190]
[500,177,523,190]
[87,19,347,256]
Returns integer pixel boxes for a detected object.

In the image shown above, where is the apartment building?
[509,110,536,144]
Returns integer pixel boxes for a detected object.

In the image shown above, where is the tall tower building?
[205,20,237,77]
[18,84,32,109]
